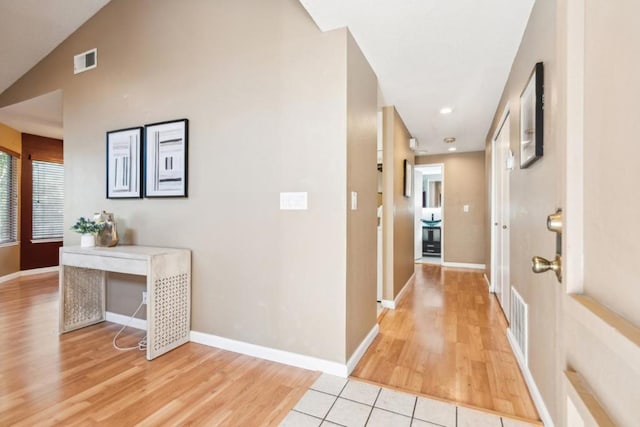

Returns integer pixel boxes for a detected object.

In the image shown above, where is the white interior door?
[414,169,423,259]
[492,113,510,320]
[499,119,511,319]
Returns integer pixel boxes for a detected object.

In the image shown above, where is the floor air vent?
[509,286,528,365]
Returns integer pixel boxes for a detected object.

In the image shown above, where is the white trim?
[565,294,640,376]
[441,262,485,270]
[190,330,349,377]
[381,272,415,310]
[31,238,63,244]
[21,266,59,276]
[483,273,491,290]
[346,323,380,375]
[380,299,395,309]
[507,329,554,427]
[106,311,147,331]
[0,266,60,284]
[0,271,21,284]
[0,241,19,248]
[564,0,585,294]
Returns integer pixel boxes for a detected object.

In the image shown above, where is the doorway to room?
[0,90,64,271]
[414,164,443,265]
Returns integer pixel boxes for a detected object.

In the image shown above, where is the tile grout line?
[319,378,350,425]
[411,396,418,423]
[290,409,325,423]
[363,387,382,426]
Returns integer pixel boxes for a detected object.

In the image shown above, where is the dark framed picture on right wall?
[520,62,544,168]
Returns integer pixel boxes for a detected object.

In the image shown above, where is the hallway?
[351,264,540,423]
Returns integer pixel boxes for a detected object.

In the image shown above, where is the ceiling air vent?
[74,48,97,74]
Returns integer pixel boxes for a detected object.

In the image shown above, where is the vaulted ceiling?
[0,0,533,152]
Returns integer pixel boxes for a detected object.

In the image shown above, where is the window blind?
[0,151,18,244]
[32,160,64,240]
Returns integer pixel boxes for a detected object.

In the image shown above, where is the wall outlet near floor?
[463,204,470,213]
[142,291,147,305]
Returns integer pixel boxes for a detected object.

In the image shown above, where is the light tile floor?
[281,374,539,427]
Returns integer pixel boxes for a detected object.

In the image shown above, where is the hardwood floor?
[351,264,540,423]
[0,273,317,426]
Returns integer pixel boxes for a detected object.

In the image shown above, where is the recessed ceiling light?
[443,137,456,144]
[440,107,454,115]
[448,147,457,152]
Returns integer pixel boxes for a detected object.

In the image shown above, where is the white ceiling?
[0,0,109,139]
[0,0,110,95]
[0,90,63,139]
[299,0,534,155]
[0,0,533,151]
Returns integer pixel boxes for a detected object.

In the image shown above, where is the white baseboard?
[0,266,60,284]
[346,323,379,375]
[0,271,21,284]
[507,329,554,427]
[21,266,60,276]
[441,261,486,270]
[381,272,415,310]
[190,330,350,377]
[380,299,395,309]
[106,311,147,331]
[483,273,491,290]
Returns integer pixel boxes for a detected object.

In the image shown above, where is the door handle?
[502,225,508,229]
[531,209,563,283]
[532,254,562,282]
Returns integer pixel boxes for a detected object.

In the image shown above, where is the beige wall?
[345,32,378,357]
[486,0,562,421]
[0,123,21,276]
[0,0,378,364]
[486,0,640,425]
[381,106,414,299]
[416,151,486,265]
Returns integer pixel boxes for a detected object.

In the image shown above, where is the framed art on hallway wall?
[106,127,143,198]
[144,119,188,197]
[519,62,544,168]
[403,159,413,197]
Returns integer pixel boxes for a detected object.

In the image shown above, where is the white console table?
[59,245,191,360]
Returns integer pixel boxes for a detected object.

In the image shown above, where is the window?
[0,151,18,244]
[32,160,64,241]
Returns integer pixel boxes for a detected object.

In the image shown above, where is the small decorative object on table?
[70,217,104,248]
[93,211,119,247]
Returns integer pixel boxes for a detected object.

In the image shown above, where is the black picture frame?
[403,159,412,198]
[106,127,143,199]
[520,62,544,168]
[144,119,189,198]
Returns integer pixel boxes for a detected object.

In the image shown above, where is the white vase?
[80,233,95,248]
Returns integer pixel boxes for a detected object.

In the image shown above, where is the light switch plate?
[280,192,308,210]
[351,191,358,210]
[463,204,470,212]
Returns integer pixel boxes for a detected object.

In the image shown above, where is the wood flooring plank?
[0,273,318,426]
[351,264,541,423]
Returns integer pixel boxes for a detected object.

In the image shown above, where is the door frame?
[414,163,444,261]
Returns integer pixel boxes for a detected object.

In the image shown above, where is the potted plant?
[71,217,104,248]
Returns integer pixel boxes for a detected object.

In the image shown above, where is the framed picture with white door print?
[144,119,188,197]
[520,62,544,168]
[106,127,143,198]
